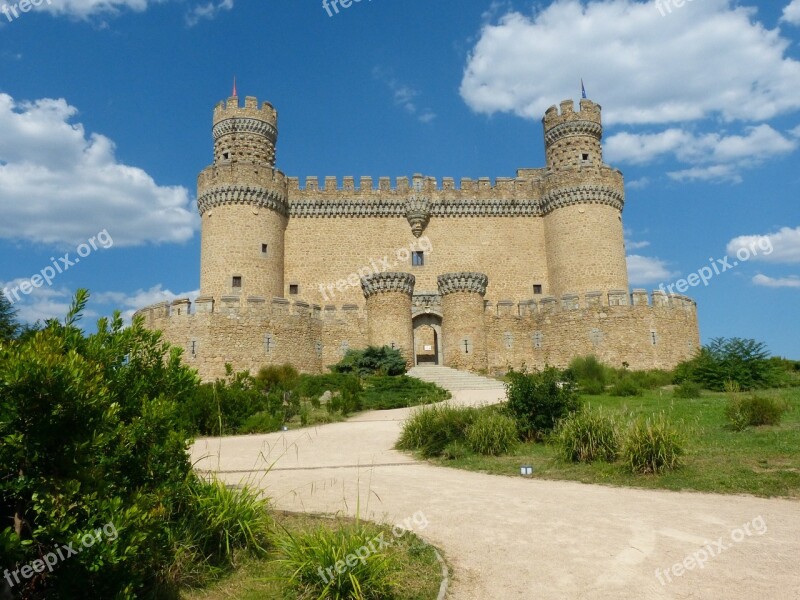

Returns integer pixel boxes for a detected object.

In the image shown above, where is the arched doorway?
[413,313,442,366]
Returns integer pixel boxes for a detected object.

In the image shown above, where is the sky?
[0,0,798,358]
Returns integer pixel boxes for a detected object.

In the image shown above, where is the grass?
[425,387,800,498]
[181,513,442,600]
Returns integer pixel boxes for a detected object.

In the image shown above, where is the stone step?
[407,366,507,392]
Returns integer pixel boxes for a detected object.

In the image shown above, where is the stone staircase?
[407,365,508,393]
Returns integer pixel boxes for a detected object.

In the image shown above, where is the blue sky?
[0,0,798,358]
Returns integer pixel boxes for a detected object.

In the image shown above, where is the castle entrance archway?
[413,313,442,366]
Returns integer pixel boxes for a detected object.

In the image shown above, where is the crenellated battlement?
[543,98,602,132]
[213,95,278,128]
[133,296,367,324]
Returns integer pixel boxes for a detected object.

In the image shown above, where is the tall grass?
[466,411,518,456]
[396,404,478,458]
[555,408,619,463]
[621,414,685,474]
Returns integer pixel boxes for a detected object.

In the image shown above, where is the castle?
[134,91,701,381]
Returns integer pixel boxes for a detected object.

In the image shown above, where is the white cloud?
[727,227,800,264]
[753,274,800,288]
[0,280,96,325]
[782,0,800,25]
[185,0,233,27]
[790,125,800,138]
[627,254,678,285]
[605,125,797,182]
[460,0,800,125]
[0,94,197,247]
[95,285,199,322]
[373,68,437,124]
[36,0,162,19]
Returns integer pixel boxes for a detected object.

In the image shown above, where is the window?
[582,153,589,161]
[232,276,242,289]
[533,284,543,295]
[222,152,230,160]
[261,243,268,255]
[412,251,425,266]
[289,284,299,295]
[651,331,658,346]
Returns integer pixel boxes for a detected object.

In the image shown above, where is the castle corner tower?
[197,93,289,304]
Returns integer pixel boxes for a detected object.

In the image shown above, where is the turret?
[541,99,628,297]
[197,92,288,303]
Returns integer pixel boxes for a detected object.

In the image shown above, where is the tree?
[0,290,19,341]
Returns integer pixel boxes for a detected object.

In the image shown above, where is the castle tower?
[197,93,288,303]
[438,272,488,372]
[361,272,416,368]
[542,99,628,297]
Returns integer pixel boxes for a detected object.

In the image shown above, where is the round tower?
[361,272,416,368]
[542,99,628,298]
[438,272,488,372]
[198,93,288,303]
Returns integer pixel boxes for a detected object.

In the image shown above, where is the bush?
[466,412,518,456]
[725,393,789,431]
[674,381,703,399]
[275,520,397,599]
[609,377,643,397]
[239,411,284,435]
[555,409,619,463]
[396,404,478,458]
[568,355,608,395]
[360,375,449,410]
[675,338,785,391]
[331,345,407,377]
[505,367,580,440]
[621,414,685,474]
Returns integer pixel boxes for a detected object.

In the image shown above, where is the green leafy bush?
[275,520,397,599]
[609,377,644,397]
[568,355,608,395]
[555,409,619,463]
[621,414,685,474]
[506,367,580,440]
[331,345,407,376]
[360,376,449,410]
[0,290,205,597]
[674,381,702,399]
[725,393,789,431]
[466,412,518,456]
[396,404,478,458]
[675,338,785,391]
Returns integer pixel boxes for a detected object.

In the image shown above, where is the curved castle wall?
[361,272,416,367]
[438,272,489,372]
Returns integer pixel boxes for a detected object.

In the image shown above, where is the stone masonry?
[134,92,701,381]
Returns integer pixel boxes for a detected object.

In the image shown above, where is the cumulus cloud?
[460,0,800,125]
[0,280,96,325]
[782,0,800,25]
[605,124,797,182]
[727,227,800,264]
[0,94,197,247]
[753,274,800,288]
[185,0,233,27]
[627,254,678,285]
[35,0,162,19]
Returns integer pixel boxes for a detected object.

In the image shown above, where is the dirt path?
[191,389,800,599]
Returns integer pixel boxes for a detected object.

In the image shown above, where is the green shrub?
[240,411,283,435]
[441,440,472,460]
[674,381,702,399]
[396,404,478,458]
[725,393,789,431]
[360,375,449,410]
[505,367,580,440]
[621,414,685,474]
[609,377,643,397]
[568,355,608,394]
[256,363,300,392]
[466,412,518,456]
[331,345,407,376]
[275,520,397,599]
[675,337,785,391]
[555,409,619,463]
